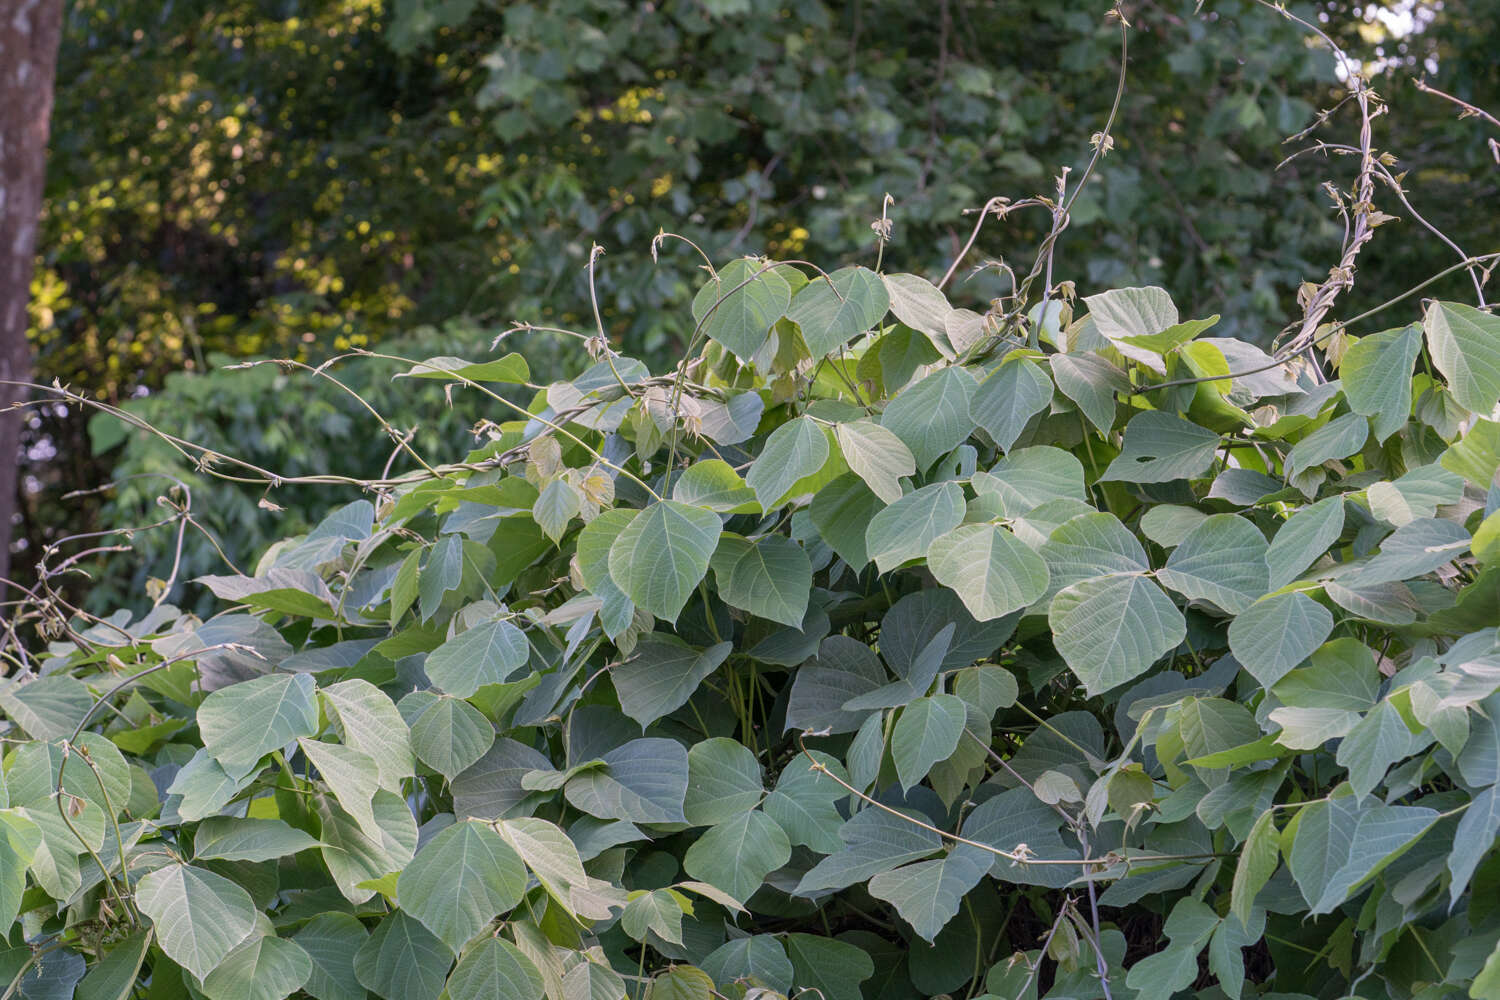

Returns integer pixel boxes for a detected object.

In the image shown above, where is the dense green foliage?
[4,239,1500,999]
[26,0,1500,594]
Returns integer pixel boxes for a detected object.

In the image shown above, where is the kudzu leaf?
[353,911,452,1000]
[709,533,812,627]
[199,933,313,1000]
[1228,591,1334,688]
[613,635,732,728]
[1155,514,1269,614]
[1051,352,1128,432]
[1050,573,1185,696]
[973,446,1086,517]
[746,417,830,510]
[1424,300,1500,415]
[682,810,791,903]
[834,419,915,504]
[970,355,1053,452]
[396,819,527,951]
[607,500,721,622]
[198,673,319,781]
[891,694,966,791]
[1340,323,1421,442]
[691,258,792,362]
[865,481,964,573]
[445,938,543,1000]
[928,523,1049,622]
[1101,411,1220,483]
[424,619,530,698]
[881,366,977,468]
[1285,412,1368,480]
[1265,496,1345,589]
[788,266,889,357]
[868,851,989,943]
[135,863,259,980]
[684,738,764,826]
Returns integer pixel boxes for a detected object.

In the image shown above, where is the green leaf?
[683,810,791,903]
[1228,591,1334,688]
[1346,517,1470,586]
[684,738,764,826]
[970,355,1053,452]
[321,679,415,792]
[928,524,1049,622]
[746,416,830,510]
[607,500,721,622]
[298,739,381,834]
[1368,465,1464,527]
[954,664,1019,717]
[419,534,465,621]
[1424,300,1500,414]
[1286,412,1368,480]
[424,619,530,698]
[405,694,496,781]
[788,266,889,357]
[1340,323,1421,442]
[865,481,965,573]
[1443,418,1500,487]
[646,965,715,1000]
[1290,795,1438,914]
[671,460,760,513]
[1084,285,1180,373]
[353,910,452,1000]
[1051,352,1128,432]
[533,479,581,543]
[198,673,319,781]
[1269,706,1361,749]
[883,273,956,352]
[1124,898,1220,999]
[135,863,259,980]
[613,635,732,728]
[1335,701,1427,802]
[75,929,150,1000]
[1266,496,1345,589]
[783,934,874,1000]
[1101,411,1220,483]
[710,533,812,626]
[575,507,637,636]
[1050,573,1186,696]
[1449,785,1500,907]
[797,807,943,894]
[194,817,320,863]
[784,636,887,735]
[1231,809,1280,928]
[891,694,967,791]
[868,851,989,943]
[292,913,368,1000]
[974,446,1087,517]
[318,790,419,905]
[834,419,915,504]
[809,473,883,569]
[701,936,794,994]
[1155,513,1269,614]
[0,676,93,742]
[564,738,689,824]
[397,819,527,951]
[398,353,529,384]
[446,938,544,1000]
[692,258,793,363]
[622,888,686,945]
[881,366,978,468]
[1474,938,1500,1000]
[763,751,848,853]
[200,934,313,1000]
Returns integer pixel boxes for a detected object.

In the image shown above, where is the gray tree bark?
[0,0,65,594]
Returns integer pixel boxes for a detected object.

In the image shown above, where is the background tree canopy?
[18,0,1500,606]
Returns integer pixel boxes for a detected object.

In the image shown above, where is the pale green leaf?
[1340,323,1421,442]
[973,446,1086,517]
[684,738,764,826]
[1424,300,1500,414]
[783,935,874,1000]
[868,851,989,943]
[1335,701,1428,802]
[607,500,721,622]
[709,533,812,626]
[745,417,830,510]
[1051,352,1128,432]
[321,679,415,792]
[292,913,368,1000]
[397,819,527,951]
[423,619,531,699]
[613,635,732,728]
[691,258,793,362]
[670,460,760,513]
[198,673,319,781]
[892,694,966,791]
[682,810,791,903]
[399,354,529,384]
[835,419,915,504]
[405,694,496,781]
[564,738,689,824]
[200,934,313,1000]
[881,366,978,468]
[1050,573,1186,696]
[1228,591,1334,688]
[447,938,544,1000]
[928,524,1049,622]
[1286,412,1368,480]
[135,864,259,980]
[1156,514,1269,614]
[1101,411,1220,483]
[969,355,1053,452]
[194,817,320,863]
[1266,496,1345,589]
[353,910,452,1000]
[1231,809,1279,928]
[788,266,889,357]
[865,481,965,573]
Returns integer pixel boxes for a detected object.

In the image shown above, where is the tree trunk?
[0,0,65,594]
